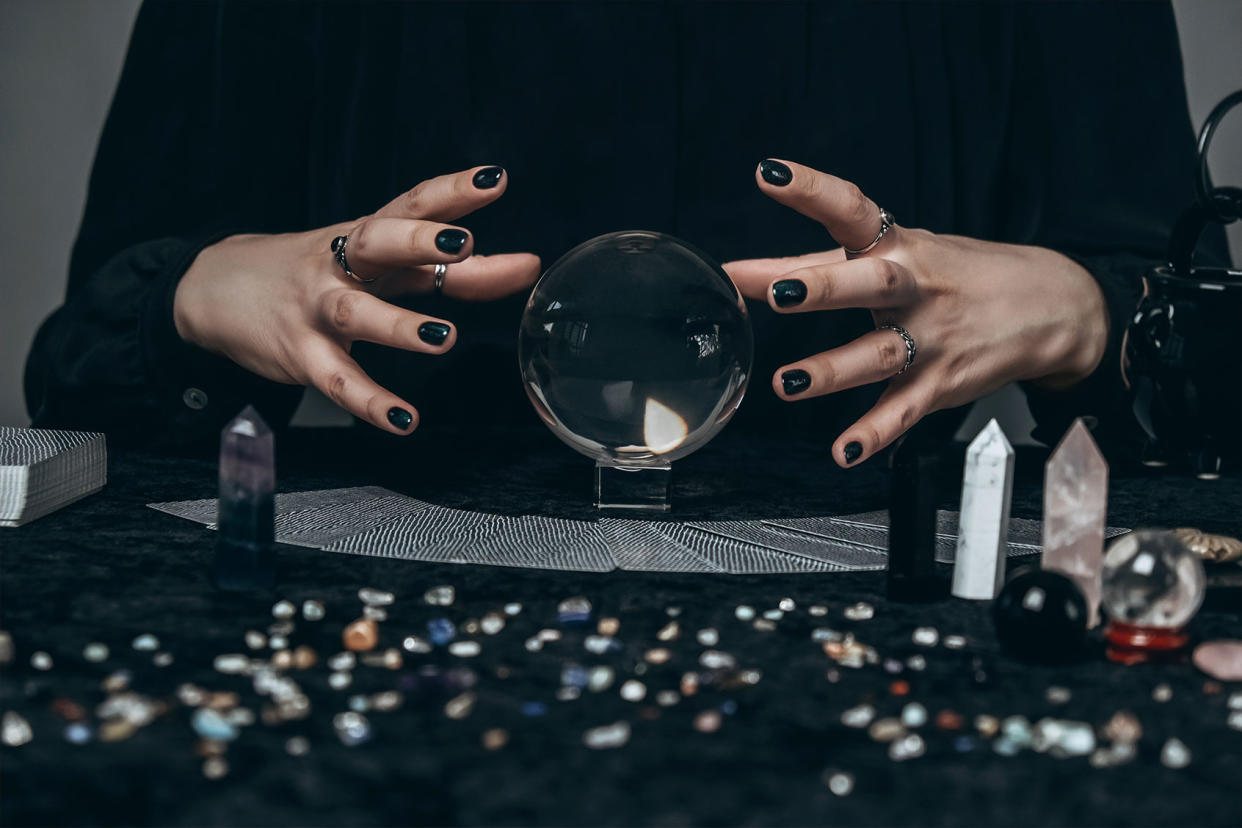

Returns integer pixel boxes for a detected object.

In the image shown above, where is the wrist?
[1032,252,1109,391]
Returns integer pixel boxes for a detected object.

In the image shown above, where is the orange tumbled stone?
[889,680,910,696]
[934,709,963,730]
[343,618,379,652]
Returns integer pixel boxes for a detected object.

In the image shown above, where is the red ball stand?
[1105,621,1190,664]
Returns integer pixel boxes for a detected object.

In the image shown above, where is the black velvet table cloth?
[2,426,1240,827]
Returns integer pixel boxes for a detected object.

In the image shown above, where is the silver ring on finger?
[878,323,916,376]
[433,263,448,294]
[331,234,376,284]
[844,208,895,259]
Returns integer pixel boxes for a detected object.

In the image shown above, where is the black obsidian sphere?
[992,567,1089,663]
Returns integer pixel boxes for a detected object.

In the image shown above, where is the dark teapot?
[1122,91,1242,478]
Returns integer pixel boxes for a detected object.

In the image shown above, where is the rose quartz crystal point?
[1041,419,1109,628]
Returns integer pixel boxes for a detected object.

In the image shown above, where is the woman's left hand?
[724,159,1109,468]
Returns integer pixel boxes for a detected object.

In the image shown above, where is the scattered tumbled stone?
[524,637,543,652]
[343,619,378,652]
[362,607,387,622]
[213,654,250,675]
[2,712,33,747]
[286,736,310,756]
[762,609,784,621]
[1000,716,1032,748]
[0,632,12,664]
[778,598,796,612]
[666,606,682,617]
[444,692,476,720]
[1153,683,1173,702]
[943,635,967,649]
[480,613,505,635]
[272,600,296,619]
[901,703,928,728]
[449,641,481,658]
[975,715,1000,737]
[883,658,904,675]
[328,652,356,672]
[905,655,927,672]
[402,636,432,654]
[428,619,456,646]
[697,628,719,647]
[911,627,938,647]
[269,621,295,636]
[1161,738,1191,769]
[423,586,454,606]
[644,648,671,665]
[557,596,592,623]
[202,756,229,780]
[292,646,316,670]
[584,635,618,655]
[809,605,829,617]
[1103,711,1142,743]
[1057,722,1096,757]
[244,631,267,650]
[655,690,680,707]
[504,602,523,616]
[371,691,403,712]
[359,588,395,607]
[597,617,620,636]
[192,708,238,742]
[699,650,736,670]
[889,733,925,761]
[31,651,52,671]
[694,710,722,733]
[620,680,647,702]
[153,652,174,668]
[269,635,289,650]
[869,718,905,742]
[1227,711,1242,731]
[842,704,876,728]
[83,643,109,663]
[482,728,509,750]
[587,666,615,692]
[328,671,352,691]
[98,720,136,742]
[64,723,92,744]
[102,670,131,693]
[935,710,964,731]
[657,621,680,641]
[348,694,370,712]
[583,721,630,749]
[735,605,756,621]
[302,600,325,621]
[1045,686,1072,704]
[843,602,874,621]
[556,686,582,701]
[753,619,777,632]
[825,771,854,796]
[333,711,372,746]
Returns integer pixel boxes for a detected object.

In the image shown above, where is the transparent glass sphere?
[518,231,753,466]
[1101,530,1206,628]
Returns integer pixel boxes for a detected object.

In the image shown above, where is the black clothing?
[24,1,1228,455]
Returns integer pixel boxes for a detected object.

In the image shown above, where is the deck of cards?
[0,427,107,527]
[149,486,1128,574]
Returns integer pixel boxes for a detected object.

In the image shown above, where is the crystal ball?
[992,567,1089,663]
[1101,530,1205,629]
[518,231,753,466]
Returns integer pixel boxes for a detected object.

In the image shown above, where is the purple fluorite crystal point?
[214,405,275,590]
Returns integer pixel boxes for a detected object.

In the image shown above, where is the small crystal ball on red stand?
[1101,530,1206,664]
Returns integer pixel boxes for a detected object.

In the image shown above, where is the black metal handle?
[1168,89,1242,277]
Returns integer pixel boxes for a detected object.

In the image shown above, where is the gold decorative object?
[1172,528,1242,563]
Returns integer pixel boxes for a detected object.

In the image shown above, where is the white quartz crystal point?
[952,419,1014,600]
[1041,418,1109,627]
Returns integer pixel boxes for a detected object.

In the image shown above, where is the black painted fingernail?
[844,441,863,464]
[435,229,468,254]
[418,321,451,346]
[472,166,504,189]
[387,407,413,430]
[759,159,792,186]
[781,369,811,396]
[772,279,807,307]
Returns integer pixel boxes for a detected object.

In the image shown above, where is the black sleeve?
[24,0,321,450]
[1000,2,1230,461]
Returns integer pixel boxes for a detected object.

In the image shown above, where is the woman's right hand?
[173,166,540,434]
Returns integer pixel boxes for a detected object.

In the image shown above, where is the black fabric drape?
[24,0,1228,455]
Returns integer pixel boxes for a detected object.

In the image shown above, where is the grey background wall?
[2,1,1240,433]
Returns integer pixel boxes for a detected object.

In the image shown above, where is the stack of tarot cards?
[0,427,107,527]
